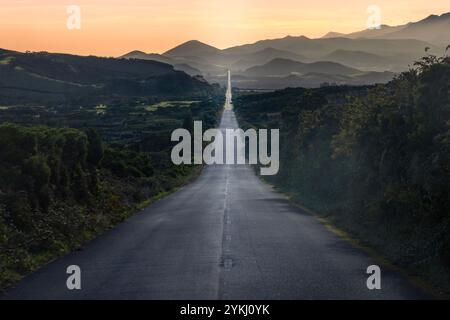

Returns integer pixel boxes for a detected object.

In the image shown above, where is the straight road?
[3,73,428,299]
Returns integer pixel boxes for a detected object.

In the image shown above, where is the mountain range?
[322,12,450,46]
[243,58,361,77]
[1,12,448,94]
[120,12,449,89]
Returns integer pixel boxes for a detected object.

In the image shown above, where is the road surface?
[3,73,428,300]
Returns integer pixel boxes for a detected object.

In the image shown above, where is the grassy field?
[0,57,14,65]
[144,100,199,112]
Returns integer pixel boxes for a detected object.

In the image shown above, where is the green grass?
[144,100,199,112]
[0,57,14,65]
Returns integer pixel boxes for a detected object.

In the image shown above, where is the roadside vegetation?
[234,54,450,294]
[0,89,223,290]
[144,101,200,112]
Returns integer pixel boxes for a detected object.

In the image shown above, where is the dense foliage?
[0,91,223,289]
[234,56,450,290]
[0,124,193,288]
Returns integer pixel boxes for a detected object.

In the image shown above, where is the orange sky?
[1,0,449,56]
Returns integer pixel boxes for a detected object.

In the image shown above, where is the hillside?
[0,50,214,105]
[243,58,361,77]
[326,12,450,46]
[120,50,175,64]
[119,51,202,75]
[319,49,400,71]
[164,40,221,58]
[230,71,395,89]
[231,47,309,71]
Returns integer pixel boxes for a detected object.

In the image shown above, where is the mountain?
[243,58,362,77]
[321,32,346,39]
[377,13,450,46]
[342,24,405,39]
[313,37,438,56]
[116,12,448,89]
[0,48,16,54]
[325,12,450,46]
[164,40,221,58]
[222,35,438,70]
[120,47,226,75]
[0,49,213,105]
[319,49,400,71]
[230,71,395,89]
[231,58,395,89]
[231,47,309,71]
[120,50,202,75]
[224,35,326,57]
[172,63,202,76]
[120,50,175,64]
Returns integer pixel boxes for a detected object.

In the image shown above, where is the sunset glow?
[1,0,449,56]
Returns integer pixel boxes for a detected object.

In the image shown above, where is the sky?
[0,0,449,56]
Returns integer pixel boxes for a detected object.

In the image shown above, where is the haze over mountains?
[322,12,450,46]
[121,12,449,89]
[243,59,361,77]
[1,12,448,93]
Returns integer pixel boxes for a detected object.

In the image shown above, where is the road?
[3,73,428,300]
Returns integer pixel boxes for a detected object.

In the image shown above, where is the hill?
[319,49,400,71]
[231,47,309,71]
[326,12,450,46]
[243,58,361,77]
[120,51,202,75]
[0,49,213,105]
[164,40,221,58]
[231,71,394,89]
[120,50,175,64]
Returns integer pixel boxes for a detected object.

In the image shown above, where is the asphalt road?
[3,79,429,300]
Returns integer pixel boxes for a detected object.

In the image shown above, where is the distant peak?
[119,50,148,58]
[127,50,146,55]
[164,40,220,56]
[282,35,310,40]
[183,40,206,45]
[419,12,450,23]
[424,14,439,21]
[321,31,346,38]
[172,39,216,48]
